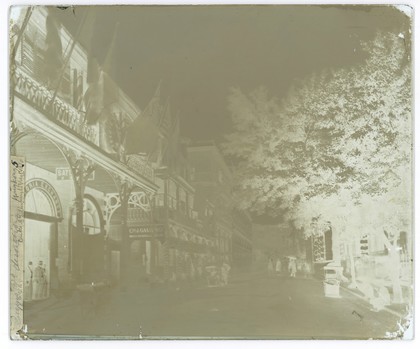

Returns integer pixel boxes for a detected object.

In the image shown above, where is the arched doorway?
[24,179,63,302]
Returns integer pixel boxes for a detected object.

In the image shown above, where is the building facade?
[187,142,253,272]
[11,7,158,300]
[11,9,254,303]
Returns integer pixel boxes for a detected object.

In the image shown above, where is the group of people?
[166,253,232,289]
[267,256,298,278]
[205,261,231,287]
[24,260,49,301]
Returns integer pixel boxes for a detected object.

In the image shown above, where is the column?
[112,176,134,289]
[64,149,95,281]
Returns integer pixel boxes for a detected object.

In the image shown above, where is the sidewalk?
[339,283,409,318]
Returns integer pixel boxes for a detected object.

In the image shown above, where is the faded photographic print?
[9,4,413,340]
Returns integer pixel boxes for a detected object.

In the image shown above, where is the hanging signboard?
[128,224,165,239]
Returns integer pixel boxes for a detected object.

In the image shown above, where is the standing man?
[289,258,297,278]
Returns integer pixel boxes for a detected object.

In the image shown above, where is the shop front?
[128,224,165,281]
[24,178,63,302]
[163,223,217,282]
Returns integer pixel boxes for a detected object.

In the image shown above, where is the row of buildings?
[11,7,252,302]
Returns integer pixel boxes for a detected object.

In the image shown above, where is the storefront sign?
[128,224,165,239]
[56,167,94,181]
[25,178,63,219]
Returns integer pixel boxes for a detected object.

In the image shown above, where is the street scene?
[23,270,407,339]
[9,5,412,340]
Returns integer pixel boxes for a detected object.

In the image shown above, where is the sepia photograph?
[9,3,413,340]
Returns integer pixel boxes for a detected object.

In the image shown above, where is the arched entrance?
[24,178,63,302]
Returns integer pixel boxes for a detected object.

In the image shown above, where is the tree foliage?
[222,31,412,236]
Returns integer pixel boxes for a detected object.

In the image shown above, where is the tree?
[223,31,412,300]
[223,30,411,217]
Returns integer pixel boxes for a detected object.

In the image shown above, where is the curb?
[340,286,406,318]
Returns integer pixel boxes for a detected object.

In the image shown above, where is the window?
[178,187,187,214]
[360,234,369,255]
[21,35,35,74]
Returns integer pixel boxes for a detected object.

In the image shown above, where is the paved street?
[24,272,404,339]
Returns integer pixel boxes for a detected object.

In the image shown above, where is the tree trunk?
[348,242,357,289]
[381,230,403,304]
[389,244,403,304]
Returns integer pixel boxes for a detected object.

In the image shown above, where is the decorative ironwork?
[128,191,151,212]
[104,188,152,231]
[312,234,326,263]
[104,193,122,231]
[126,154,154,182]
[13,67,98,144]
[10,119,36,150]
[57,147,96,218]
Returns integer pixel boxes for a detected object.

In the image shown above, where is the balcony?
[13,66,99,145]
[12,66,158,186]
[153,205,215,236]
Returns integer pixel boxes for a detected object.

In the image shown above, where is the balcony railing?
[126,154,154,182]
[153,205,215,236]
[13,66,98,145]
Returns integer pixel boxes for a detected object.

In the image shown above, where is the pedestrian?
[197,257,204,284]
[221,260,231,286]
[288,258,297,278]
[24,261,33,301]
[303,261,311,278]
[275,258,282,276]
[33,260,47,300]
[267,258,274,275]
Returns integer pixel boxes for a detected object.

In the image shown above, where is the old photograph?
[9,4,413,339]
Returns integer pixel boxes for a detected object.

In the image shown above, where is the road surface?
[24,272,405,339]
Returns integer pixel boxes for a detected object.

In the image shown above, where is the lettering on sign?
[128,225,165,239]
[56,167,95,181]
[25,178,63,219]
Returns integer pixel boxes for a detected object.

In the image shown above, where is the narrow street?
[24,272,403,339]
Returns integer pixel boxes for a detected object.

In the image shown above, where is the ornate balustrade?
[126,154,154,182]
[12,67,98,145]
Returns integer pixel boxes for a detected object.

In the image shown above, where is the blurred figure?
[24,261,33,301]
[288,257,297,278]
[303,261,311,278]
[267,258,274,275]
[33,260,47,300]
[221,260,231,286]
[275,258,282,276]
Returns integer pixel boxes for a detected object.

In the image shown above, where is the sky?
[55,5,409,142]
